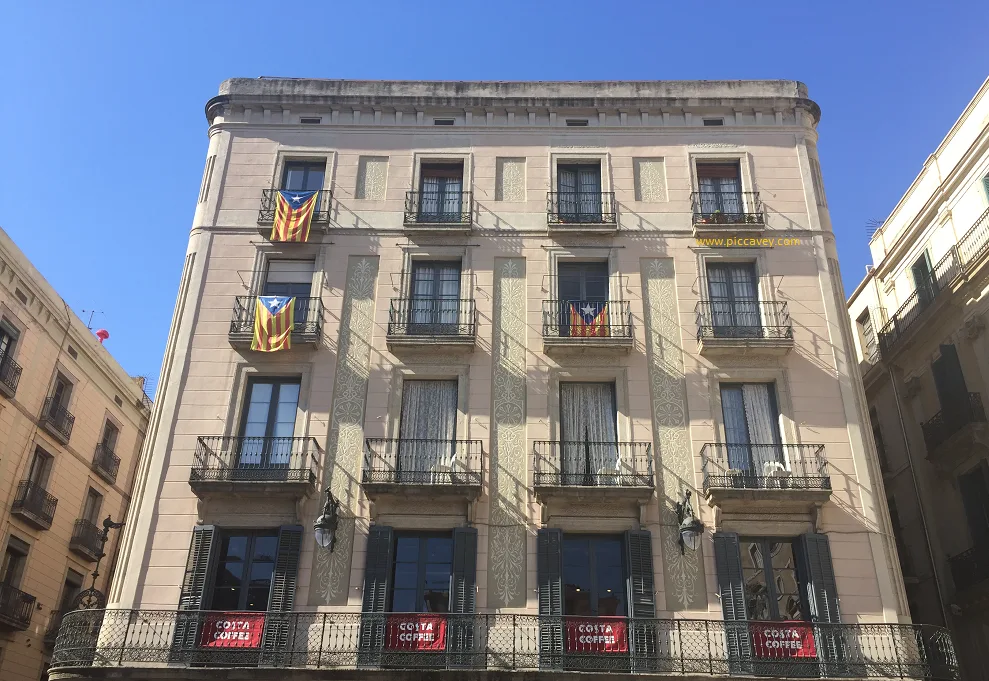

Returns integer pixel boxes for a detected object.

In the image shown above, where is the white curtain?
[558,168,578,216]
[560,383,619,483]
[410,264,462,328]
[399,380,458,480]
[721,383,782,473]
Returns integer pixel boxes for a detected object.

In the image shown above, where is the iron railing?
[69,519,103,559]
[691,191,764,226]
[920,392,986,453]
[533,441,654,488]
[92,442,120,484]
[190,436,319,486]
[542,300,633,340]
[547,191,618,225]
[701,443,831,492]
[949,543,989,592]
[230,296,323,341]
[363,438,483,487]
[11,480,57,528]
[878,249,961,356]
[45,610,66,647]
[257,189,332,225]
[0,582,35,631]
[41,396,75,441]
[696,300,793,341]
[387,298,477,340]
[0,351,22,397]
[50,610,958,679]
[404,191,473,225]
[957,206,989,266]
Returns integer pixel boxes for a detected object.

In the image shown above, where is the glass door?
[557,262,609,337]
[237,378,301,473]
[559,382,619,486]
[558,165,602,222]
[408,262,462,335]
[707,263,761,338]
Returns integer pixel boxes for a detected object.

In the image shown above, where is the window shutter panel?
[172,525,216,657]
[450,527,478,667]
[625,529,657,672]
[261,525,304,664]
[358,525,393,668]
[794,532,846,673]
[537,528,563,669]
[713,532,752,673]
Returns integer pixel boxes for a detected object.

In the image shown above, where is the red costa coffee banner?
[385,614,447,651]
[198,612,265,648]
[565,617,629,653]
[750,622,817,658]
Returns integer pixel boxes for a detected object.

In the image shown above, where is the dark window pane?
[423,588,449,613]
[394,562,418,589]
[392,589,417,612]
[744,566,772,621]
[246,588,270,611]
[249,562,274,588]
[425,537,452,563]
[252,536,278,561]
[210,588,240,611]
[424,568,450,590]
[215,562,243,588]
[395,537,419,563]
[562,539,590,566]
[223,536,248,561]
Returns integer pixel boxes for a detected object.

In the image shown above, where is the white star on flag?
[290,194,303,203]
[581,303,596,317]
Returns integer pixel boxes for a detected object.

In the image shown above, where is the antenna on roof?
[81,309,103,330]
[865,218,884,238]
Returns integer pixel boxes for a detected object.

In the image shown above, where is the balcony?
[40,396,74,444]
[0,583,35,631]
[11,480,57,529]
[695,301,793,356]
[386,298,477,352]
[542,300,633,354]
[92,442,120,484]
[533,441,654,503]
[691,191,764,233]
[69,519,103,562]
[189,436,319,500]
[921,392,987,468]
[701,443,831,513]
[547,191,618,233]
[228,296,323,348]
[362,438,483,502]
[404,191,473,232]
[51,609,958,680]
[44,610,65,649]
[0,351,22,398]
[878,249,961,357]
[256,189,331,236]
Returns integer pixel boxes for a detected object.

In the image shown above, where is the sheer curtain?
[441,176,463,218]
[720,385,751,471]
[410,263,462,329]
[399,380,458,481]
[578,167,602,219]
[420,176,440,218]
[720,384,782,473]
[706,264,761,335]
[560,383,619,484]
[558,168,578,217]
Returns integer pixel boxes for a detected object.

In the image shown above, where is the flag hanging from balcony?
[252,296,295,352]
[271,190,318,242]
[569,302,610,337]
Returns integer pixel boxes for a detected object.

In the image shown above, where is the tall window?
[959,462,989,550]
[1,537,29,589]
[82,488,103,525]
[869,407,889,472]
[932,344,969,419]
[557,163,602,221]
[101,421,119,453]
[720,383,783,476]
[281,161,325,192]
[408,261,462,334]
[398,380,458,481]
[562,535,625,616]
[706,262,761,337]
[557,261,609,338]
[560,382,618,485]
[857,309,877,361]
[51,373,72,410]
[740,538,805,621]
[263,260,315,325]
[418,163,464,222]
[696,162,743,218]
[0,321,17,361]
[237,378,301,468]
[911,251,937,305]
[391,533,453,612]
[55,569,84,616]
[26,448,53,488]
[209,531,278,611]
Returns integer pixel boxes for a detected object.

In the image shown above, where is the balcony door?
[959,463,989,553]
[82,488,103,526]
[562,535,626,616]
[706,263,761,337]
[557,164,602,221]
[237,378,301,470]
[932,344,970,427]
[697,162,743,218]
[419,163,463,222]
[398,380,458,482]
[27,448,52,489]
[208,531,279,612]
[0,322,16,361]
[557,261,609,337]
[263,260,314,328]
[560,382,618,486]
[720,383,783,481]
[51,373,72,412]
[282,161,325,192]
[912,251,937,305]
[408,261,461,334]
[390,533,453,613]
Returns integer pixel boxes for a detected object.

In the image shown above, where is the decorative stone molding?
[965,315,986,340]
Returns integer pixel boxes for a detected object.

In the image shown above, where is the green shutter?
[358,525,393,668]
[713,532,752,674]
[625,529,657,672]
[262,525,303,664]
[537,528,563,669]
[172,525,216,657]
[983,175,989,202]
[450,527,478,667]
[794,532,847,674]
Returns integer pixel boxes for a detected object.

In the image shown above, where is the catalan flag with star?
[252,296,295,352]
[271,190,319,242]
[569,302,610,337]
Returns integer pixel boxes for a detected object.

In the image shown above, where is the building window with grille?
[209,531,279,611]
[0,320,18,361]
[418,163,464,222]
[562,535,625,616]
[720,383,784,480]
[397,380,458,483]
[82,488,103,525]
[1,536,29,589]
[706,262,761,337]
[101,421,119,453]
[740,538,806,621]
[857,309,877,361]
[696,161,743,218]
[557,261,609,337]
[391,534,454,612]
[281,161,325,192]
[407,261,462,335]
[262,260,315,327]
[236,377,301,470]
[560,382,618,486]
[557,163,602,222]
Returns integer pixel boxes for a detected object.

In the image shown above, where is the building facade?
[50,79,954,680]
[0,227,150,680]
[846,77,989,681]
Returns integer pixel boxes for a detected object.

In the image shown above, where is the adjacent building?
[847,77,989,680]
[0,227,150,680]
[50,79,954,680]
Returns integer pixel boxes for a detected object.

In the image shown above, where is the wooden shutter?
[450,527,478,667]
[932,345,969,416]
[172,525,216,656]
[261,525,304,663]
[794,532,846,673]
[625,529,657,672]
[537,528,563,669]
[713,532,752,673]
[358,525,393,668]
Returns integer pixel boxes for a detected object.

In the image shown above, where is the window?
[237,378,301,469]
[911,251,936,304]
[565,119,589,127]
[263,260,315,326]
[0,321,18,361]
[562,535,625,616]
[556,261,609,337]
[82,488,103,525]
[407,261,462,334]
[720,383,783,477]
[114,395,123,408]
[67,346,78,360]
[198,154,216,203]
[703,118,725,126]
[932,344,969,418]
[51,373,72,409]
[869,407,889,472]
[55,569,84,616]
[857,309,877,361]
[560,382,618,485]
[391,533,453,612]
[27,448,53,488]
[398,380,458,481]
[14,288,27,305]
[557,164,602,221]
[101,421,119,453]
[281,161,325,192]
[706,262,761,337]
[959,462,989,550]
[740,537,806,621]
[433,118,455,126]
[208,531,278,611]
[1,536,29,588]
[696,162,743,218]
[418,163,464,221]
[299,117,321,125]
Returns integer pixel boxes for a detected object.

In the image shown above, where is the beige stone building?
[846,77,989,681]
[0,227,150,680]
[50,79,955,680]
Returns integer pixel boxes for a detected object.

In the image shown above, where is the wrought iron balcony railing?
[921,392,986,454]
[958,206,989,268]
[190,436,319,487]
[41,396,75,442]
[44,610,66,647]
[11,480,57,529]
[363,438,483,487]
[533,441,654,488]
[701,443,831,492]
[0,351,22,398]
[229,296,323,344]
[949,543,989,592]
[542,300,633,340]
[0,582,35,631]
[92,442,120,484]
[691,191,764,226]
[50,609,959,679]
[404,191,473,225]
[547,191,617,225]
[696,300,793,341]
[878,249,961,356]
[69,519,103,561]
[257,189,331,225]
[387,298,477,340]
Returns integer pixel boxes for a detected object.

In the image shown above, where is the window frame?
[206,529,279,612]
[389,531,455,613]
[82,487,103,525]
[236,376,302,444]
[1,536,30,588]
[280,161,326,193]
[738,536,806,622]
[561,533,627,617]
[27,447,53,488]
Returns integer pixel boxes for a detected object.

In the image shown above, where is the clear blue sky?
[2,2,987,385]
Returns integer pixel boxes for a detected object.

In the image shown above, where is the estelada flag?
[252,296,295,352]
[569,302,610,337]
[271,190,319,242]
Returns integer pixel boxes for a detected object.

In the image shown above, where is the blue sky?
[1,1,987,384]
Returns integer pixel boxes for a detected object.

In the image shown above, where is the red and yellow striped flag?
[252,296,295,352]
[271,190,319,242]
[568,302,610,337]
